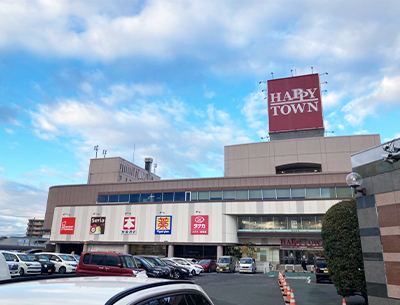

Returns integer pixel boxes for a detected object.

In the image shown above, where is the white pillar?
[83,242,88,252]
[217,245,223,259]
[55,244,61,253]
[123,244,129,254]
[168,245,174,257]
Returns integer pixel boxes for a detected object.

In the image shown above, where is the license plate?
[48,269,52,273]
[244,270,247,272]
[324,270,328,273]
[220,269,223,272]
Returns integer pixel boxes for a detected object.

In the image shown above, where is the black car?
[141,256,190,279]
[29,254,56,275]
[314,258,330,283]
[133,256,171,278]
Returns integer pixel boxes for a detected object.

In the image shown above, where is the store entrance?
[279,249,324,265]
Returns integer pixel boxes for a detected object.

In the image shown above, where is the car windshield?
[163,260,176,266]
[145,257,165,266]
[240,258,252,264]
[175,259,190,265]
[35,255,50,262]
[199,260,210,264]
[218,258,230,263]
[59,255,74,261]
[122,256,137,268]
[316,259,327,267]
[18,254,34,262]
[142,258,156,267]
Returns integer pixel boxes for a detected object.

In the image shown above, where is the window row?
[97,186,353,204]
[238,215,324,232]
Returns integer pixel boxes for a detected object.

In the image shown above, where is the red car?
[198,259,217,272]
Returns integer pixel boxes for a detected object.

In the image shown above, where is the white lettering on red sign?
[280,239,323,248]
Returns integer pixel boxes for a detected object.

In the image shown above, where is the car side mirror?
[118,263,122,268]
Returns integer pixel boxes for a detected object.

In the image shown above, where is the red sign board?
[281,239,323,248]
[60,217,75,234]
[191,215,209,235]
[267,74,324,132]
[121,216,137,235]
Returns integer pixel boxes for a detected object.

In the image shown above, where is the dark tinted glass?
[153,193,162,202]
[109,195,118,202]
[98,195,108,203]
[163,193,174,202]
[119,194,129,202]
[130,194,140,203]
[141,193,152,202]
[174,192,185,202]
[106,255,120,267]
[91,254,106,265]
[188,293,211,304]
[83,254,91,264]
[316,259,327,267]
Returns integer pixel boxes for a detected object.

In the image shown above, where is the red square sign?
[267,74,324,133]
[122,216,137,235]
[60,217,75,234]
[191,215,209,235]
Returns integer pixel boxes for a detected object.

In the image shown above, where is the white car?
[1,252,20,277]
[0,253,11,280]
[0,276,214,305]
[0,251,41,276]
[40,252,78,274]
[166,257,201,276]
[187,260,204,274]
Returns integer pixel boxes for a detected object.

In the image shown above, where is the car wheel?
[208,268,211,273]
[59,266,66,274]
[191,270,196,276]
[174,270,181,279]
[19,268,25,276]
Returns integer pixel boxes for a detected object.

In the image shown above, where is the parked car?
[217,256,237,273]
[160,257,191,279]
[0,253,11,280]
[199,259,217,273]
[187,260,204,274]
[0,276,214,305]
[28,254,56,275]
[0,251,41,276]
[315,257,330,283]
[239,257,257,274]
[1,252,20,277]
[40,252,78,274]
[163,257,199,276]
[140,255,190,279]
[133,256,170,278]
[76,251,146,277]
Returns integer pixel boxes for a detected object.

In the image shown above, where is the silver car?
[0,276,214,305]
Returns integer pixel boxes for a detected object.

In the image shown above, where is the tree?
[321,199,368,304]
[243,242,256,258]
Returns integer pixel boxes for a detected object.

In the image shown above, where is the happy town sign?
[280,239,323,248]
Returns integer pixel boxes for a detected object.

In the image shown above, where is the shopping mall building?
[43,74,381,267]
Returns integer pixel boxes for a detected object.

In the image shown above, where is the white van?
[1,252,20,277]
[217,256,237,273]
[239,257,257,274]
[1,251,41,276]
[41,252,78,274]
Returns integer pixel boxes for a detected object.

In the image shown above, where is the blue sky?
[1,0,400,235]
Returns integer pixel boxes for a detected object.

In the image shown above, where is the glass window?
[91,254,106,265]
[316,215,324,230]
[302,216,316,230]
[83,254,91,264]
[163,193,174,202]
[274,216,288,230]
[306,188,320,198]
[249,190,262,200]
[119,194,129,202]
[141,193,153,202]
[223,190,235,200]
[276,189,290,199]
[97,195,108,203]
[236,190,248,200]
[288,216,302,230]
[188,293,212,305]
[129,194,140,203]
[174,192,185,202]
[191,191,198,201]
[251,216,263,230]
[321,187,336,198]
[106,255,120,267]
[153,193,162,202]
[238,216,250,230]
[210,191,222,201]
[291,188,306,199]
[109,195,118,203]
[198,191,209,201]
[263,189,276,199]
[336,187,352,198]
[262,216,274,230]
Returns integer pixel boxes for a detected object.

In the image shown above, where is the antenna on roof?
[94,145,99,158]
[291,69,293,77]
[102,150,107,158]
[311,66,314,74]
[271,72,274,79]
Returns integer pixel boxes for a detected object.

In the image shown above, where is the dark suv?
[315,258,330,283]
[141,255,190,279]
[28,254,56,275]
[76,251,146,277]
[133,256,171,278]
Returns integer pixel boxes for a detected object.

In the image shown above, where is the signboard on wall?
[121,216,137,235]
[155,216,172,234]
[60,217,76,234]
[191,215,209,235]
[89,217,106,235]
[267,74,323,133]
[281,239,323,248]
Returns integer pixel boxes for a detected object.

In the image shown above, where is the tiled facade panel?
[381,235,400,253]
[377,204,400,228]
[385,262,400,286]
[364,260,388,284]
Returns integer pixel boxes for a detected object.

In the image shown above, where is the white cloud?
[203,85,215,99]
[241,91,268,131]
[342,75,400,126]
[0,167,5,172]
[5,128,14,134]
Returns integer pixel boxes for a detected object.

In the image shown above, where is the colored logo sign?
[267,74,323,133]
[155,216,172,235]
[122,216,137,235]
[89,217,106,235]
[191,215,209,235]
[60,217,76,234]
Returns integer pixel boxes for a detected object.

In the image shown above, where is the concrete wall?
[225,134,380,177]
